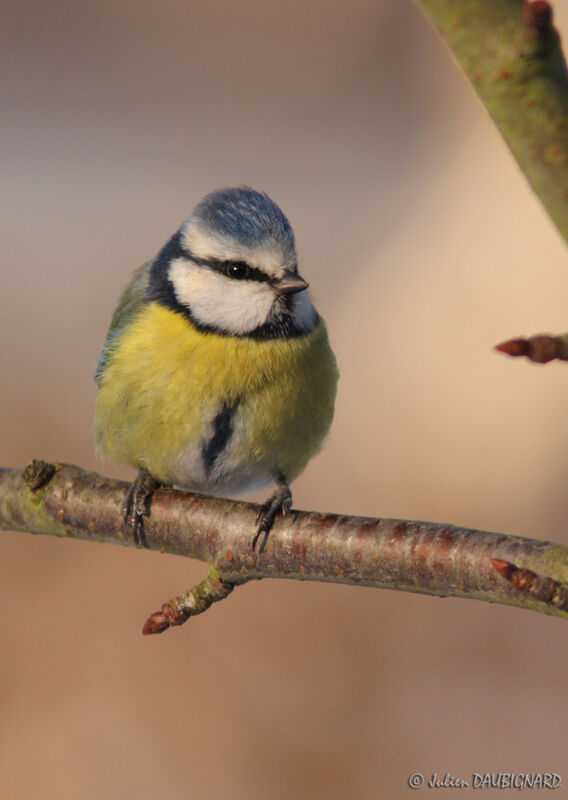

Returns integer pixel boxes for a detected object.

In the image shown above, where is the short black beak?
[272,268,309,296]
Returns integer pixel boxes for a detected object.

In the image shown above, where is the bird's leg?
[123,468,161,547]
[252,474,292,554]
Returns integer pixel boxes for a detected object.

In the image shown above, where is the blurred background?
[2,0,568,797]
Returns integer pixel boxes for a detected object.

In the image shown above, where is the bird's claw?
[123,468,161,546]
[252,481,292,554]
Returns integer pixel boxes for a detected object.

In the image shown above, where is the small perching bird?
[94,187,338,552]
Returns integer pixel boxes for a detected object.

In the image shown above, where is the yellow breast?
[95,301,338,487]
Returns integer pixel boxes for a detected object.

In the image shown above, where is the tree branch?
[2,461,568,633]
[414,0,568,246]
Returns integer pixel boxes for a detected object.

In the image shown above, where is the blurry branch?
[416,0,568,362]
[415,0,568,245]
[2,461,568,634]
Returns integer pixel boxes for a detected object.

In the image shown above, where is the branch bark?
[2,461,568,633]
[414,0,568,245]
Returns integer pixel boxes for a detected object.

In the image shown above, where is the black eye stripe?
[183,249,270,283]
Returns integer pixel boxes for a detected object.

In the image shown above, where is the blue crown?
[192,187,295,255]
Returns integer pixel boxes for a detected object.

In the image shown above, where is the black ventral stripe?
[202,400,240,475]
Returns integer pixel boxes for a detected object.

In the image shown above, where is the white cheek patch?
[169,258,275,335]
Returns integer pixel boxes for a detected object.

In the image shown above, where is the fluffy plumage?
[94,187,338,550]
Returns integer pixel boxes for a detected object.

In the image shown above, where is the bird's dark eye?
[224,261,250,280]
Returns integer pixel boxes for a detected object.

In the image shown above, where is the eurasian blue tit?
[95,187,338,552]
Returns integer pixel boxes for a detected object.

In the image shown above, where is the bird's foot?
[252,479,292,554]
[123,468,161,546]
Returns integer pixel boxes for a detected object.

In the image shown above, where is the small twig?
[142,569,235,634]
[495,332,568,363]
[492,558,568,609]
[2,461,568,633]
